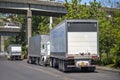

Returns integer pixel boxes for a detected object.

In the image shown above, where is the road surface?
[0,57,120,80]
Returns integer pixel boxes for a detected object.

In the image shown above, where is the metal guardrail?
[0,27,20,32]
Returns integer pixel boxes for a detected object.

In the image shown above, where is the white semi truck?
[8,44,22,60]
[28,35,50,66]
[50,20,98,72]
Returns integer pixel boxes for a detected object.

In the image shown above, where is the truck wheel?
[27,60,29,63]
[27,57,31,63]
[10,56,13,61]
[28,57,31,64]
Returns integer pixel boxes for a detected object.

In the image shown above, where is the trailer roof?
[51,19,98,31]
[65,19,98,23]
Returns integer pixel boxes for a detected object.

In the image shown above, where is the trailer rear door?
[67,21,98,56]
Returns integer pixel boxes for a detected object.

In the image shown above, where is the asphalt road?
[0,57,120,80]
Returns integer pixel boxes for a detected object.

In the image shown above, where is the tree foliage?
[32,16,50,35]
[64,0,120,67]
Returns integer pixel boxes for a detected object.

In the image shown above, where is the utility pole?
[27,8,32,46]
[49,16,53,30]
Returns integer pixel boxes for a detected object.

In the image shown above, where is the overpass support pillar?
[27,9,32,46]
[0,36,4,52]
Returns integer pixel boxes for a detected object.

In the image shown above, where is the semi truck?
[50,20,98,72]
[8,44,22,60]
[27,35,50,66]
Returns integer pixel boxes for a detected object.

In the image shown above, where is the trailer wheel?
[37,57,40,65]
[58,60,62,71]
[29,57,36,64]
[61,60,66,72]
[33,57,36,64]
[53,58,58,68]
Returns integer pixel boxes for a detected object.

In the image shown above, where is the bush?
[100,53,114,65]
[114,56,120,68]
[92,58,102,65]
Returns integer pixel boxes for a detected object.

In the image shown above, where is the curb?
[96,66,120,73]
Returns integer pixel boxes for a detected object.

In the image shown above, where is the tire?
[27,60,29,63]
[58,60,61,70]
[10,56,13,61]
[29,57,36,64]
[53,58,58,68]
[31,57,36,64]
[27,56,31,64]
[37,58,40,65]
[62,60,66,72]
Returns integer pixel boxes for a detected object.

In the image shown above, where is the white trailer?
[50,20,98,72]
[28,35,50,66]
[8,44,22,60]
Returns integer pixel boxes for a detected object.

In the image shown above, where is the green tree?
[32,16,50,35]
[109,11,120,67]
[64,0,119,66]
[65,0,90,19]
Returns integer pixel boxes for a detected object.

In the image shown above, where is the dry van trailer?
[28,35,50,66]
[50,20,98,72]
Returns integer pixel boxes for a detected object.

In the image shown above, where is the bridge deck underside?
[0,0,67,16]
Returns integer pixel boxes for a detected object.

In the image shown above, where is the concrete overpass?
[0,28,20,36]
[0,0,67,16]
[0,0,67,45]
[0,27,21,52]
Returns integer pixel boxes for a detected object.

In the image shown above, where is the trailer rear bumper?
[66,65,96,72]
[10,55,21,60]
[80,66,96,72]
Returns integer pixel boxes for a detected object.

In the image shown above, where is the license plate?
[80,62,85,66]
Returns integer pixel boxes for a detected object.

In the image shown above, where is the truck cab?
[8,44,22,60]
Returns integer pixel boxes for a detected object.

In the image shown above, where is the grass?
[106,64,120,69]
[106,64,115,68]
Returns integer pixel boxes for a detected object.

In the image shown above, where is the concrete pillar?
[1,36,4,52]
[27,9,32,46]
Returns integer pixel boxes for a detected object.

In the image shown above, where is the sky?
[56,0,95,4]
[56,0,120,8]
[55,0,120,4]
